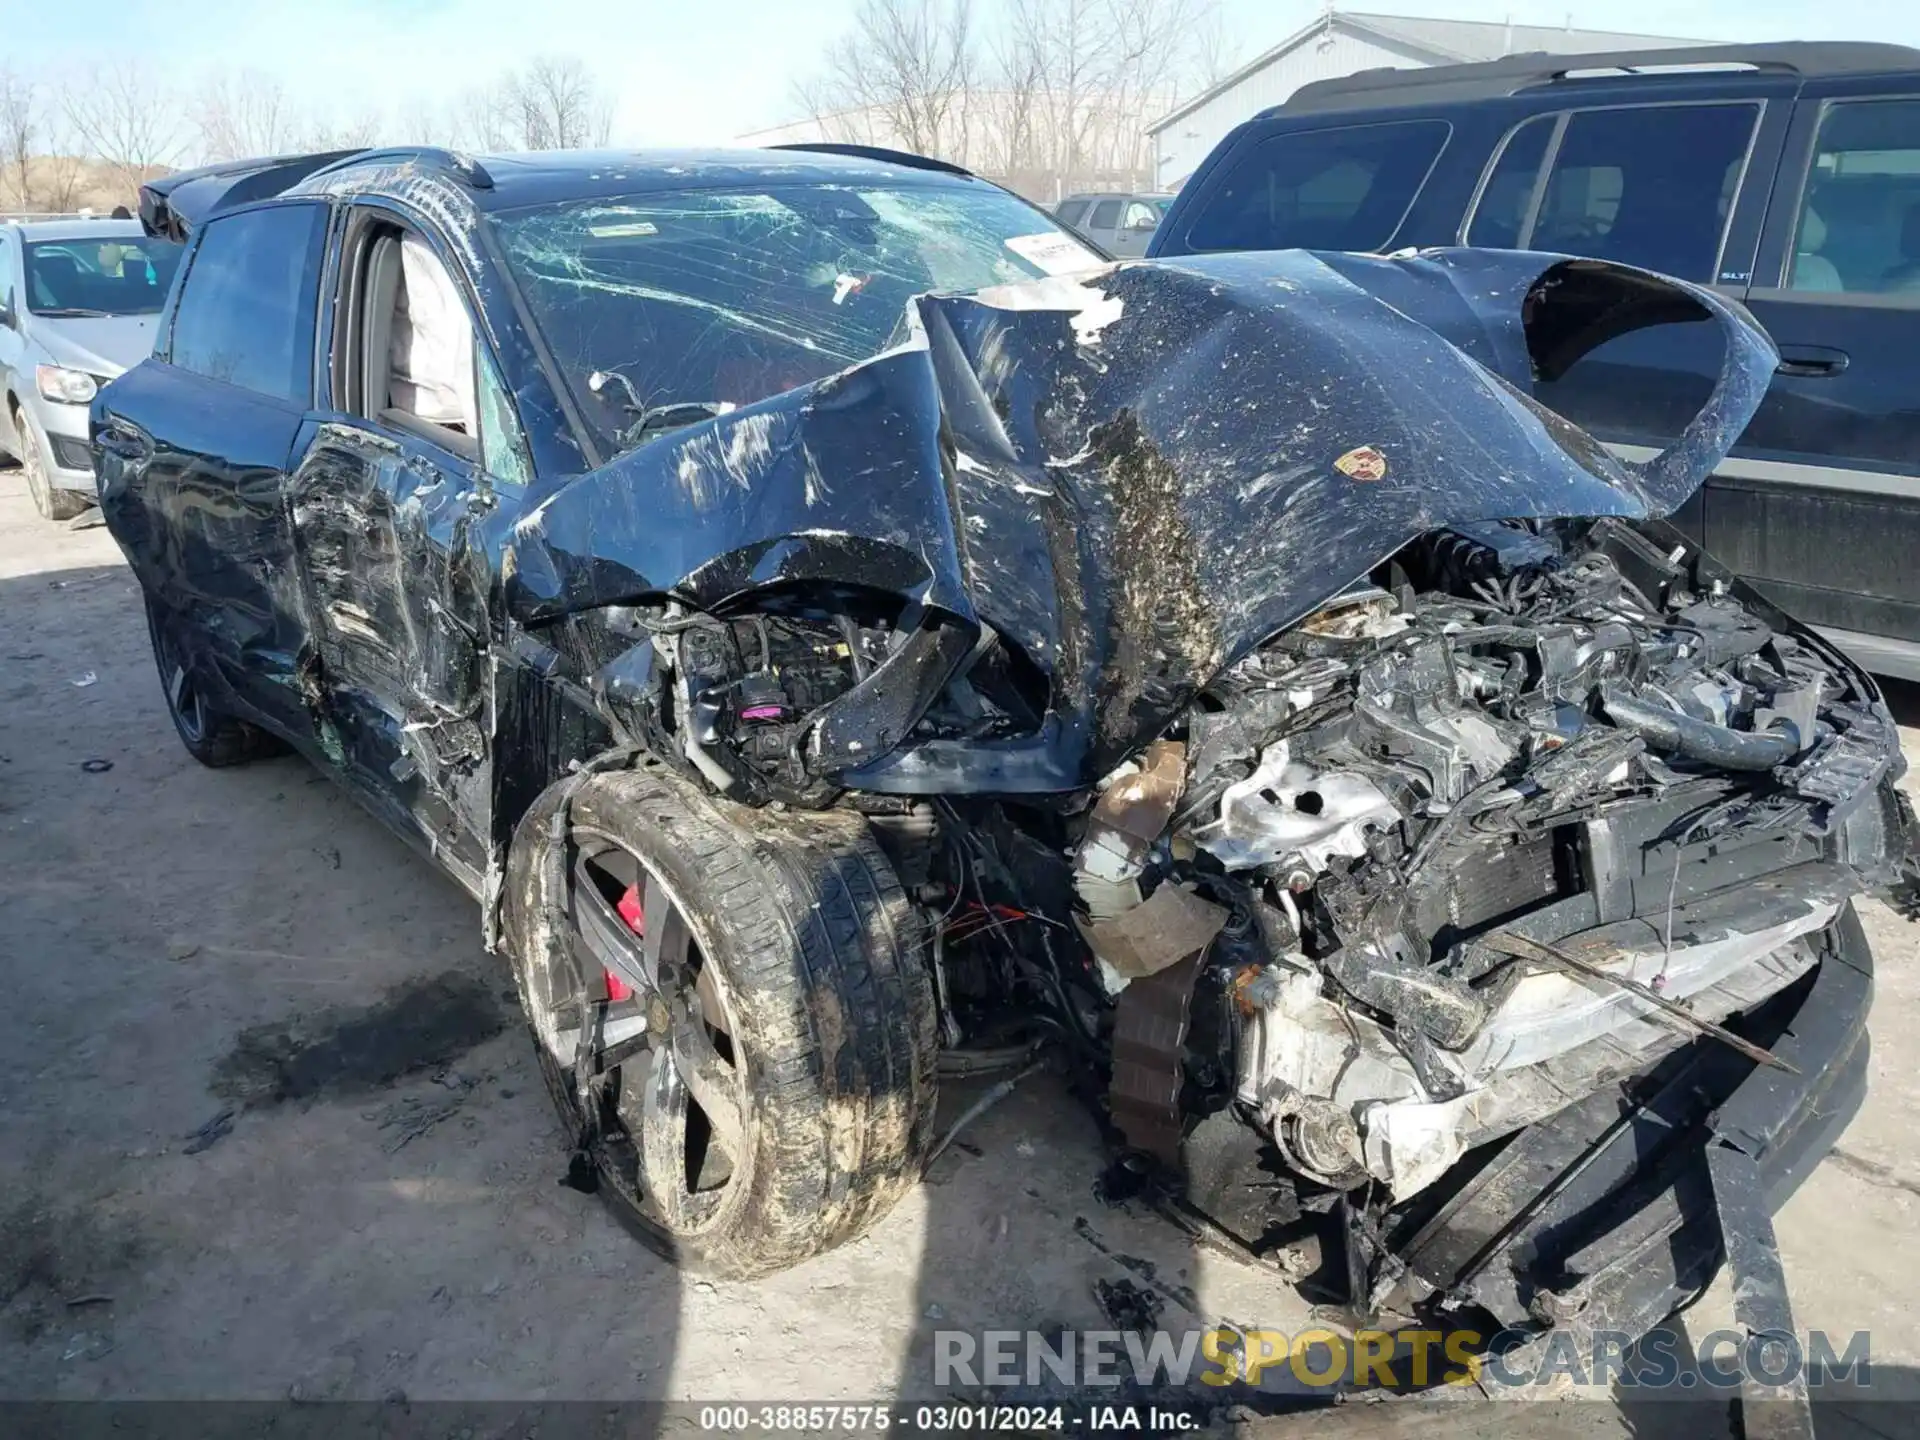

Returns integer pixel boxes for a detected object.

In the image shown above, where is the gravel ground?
[2,467,1916,1436]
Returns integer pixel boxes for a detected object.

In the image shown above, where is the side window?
[1467,115,1555,247]
[1056,201,1088,227]
[1788,98,1920,296]
[344,223,480,460]
[1122,201,1159,230]
[1525,104,1758,281]
[170,203,327,402]
[1088,200,1122,230]
[1182,120,1451,253]
[475,340,532,489]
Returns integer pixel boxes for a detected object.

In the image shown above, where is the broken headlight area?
[892,514,1907,1304]
[580,592,1047,808]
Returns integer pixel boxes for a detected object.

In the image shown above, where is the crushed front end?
[507,246,1918,1378]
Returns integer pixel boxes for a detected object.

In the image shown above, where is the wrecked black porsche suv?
[100,146,1915,1352]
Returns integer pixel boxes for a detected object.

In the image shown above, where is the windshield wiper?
[33,307,114,318]
[626,401,731,442]
[588,370,731,448]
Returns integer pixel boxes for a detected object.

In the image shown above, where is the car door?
[286,207,512,892]
[1107,200,1161,258]
[93,200,331,743]
[1729,83,1920,676]
[1083,197,1123,252]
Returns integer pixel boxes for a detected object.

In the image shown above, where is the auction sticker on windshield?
[1006,231,1096,274]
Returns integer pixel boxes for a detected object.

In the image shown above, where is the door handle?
[1775,345,1849,378]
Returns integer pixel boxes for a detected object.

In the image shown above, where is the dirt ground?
[2,468,1918,1435]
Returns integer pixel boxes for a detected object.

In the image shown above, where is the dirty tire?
[504,761,938,1277]
[18,419,89,522]
[141,595,287,767]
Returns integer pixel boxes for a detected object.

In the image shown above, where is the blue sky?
[1,0,1914,148]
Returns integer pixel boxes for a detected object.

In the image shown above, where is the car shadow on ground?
[0,559,693,1406]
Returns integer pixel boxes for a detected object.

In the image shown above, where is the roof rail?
[1276,41,1920,115]
[767,142,974,178]
[308,147,495,190]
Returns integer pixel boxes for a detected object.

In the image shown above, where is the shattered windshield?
[490,181,1100,456]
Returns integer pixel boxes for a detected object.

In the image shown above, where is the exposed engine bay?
[604,504,1912,1238]
[508,245,1916,1335]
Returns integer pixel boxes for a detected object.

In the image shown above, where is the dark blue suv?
[91,139,1917,1386]
[1155,41,1920,684]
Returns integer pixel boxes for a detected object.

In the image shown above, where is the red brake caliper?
[608,884,642,1002]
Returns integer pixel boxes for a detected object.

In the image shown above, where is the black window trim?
[1749,90,1920,305]
[158,195,332,408]
[327,197,505,472]
[1457,97,1771,287]
[1178,116,1455,256]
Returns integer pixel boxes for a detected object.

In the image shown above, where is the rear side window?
[1182,120,1450,253]
[169,203,327,403]
[1788,98,1920,297]
[1469,104,1758,281]
[1467,115,1555,247]
[1056,200,1088,227]
[1089,199,1122,230]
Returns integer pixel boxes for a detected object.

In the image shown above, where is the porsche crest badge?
[1333,445,1388,482]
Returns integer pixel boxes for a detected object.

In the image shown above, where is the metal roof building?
[1147,10,1711,189]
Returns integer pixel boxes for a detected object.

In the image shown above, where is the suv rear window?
[1181,120,1450,253]
[1469,103,1758,281]
[169,203,327,403]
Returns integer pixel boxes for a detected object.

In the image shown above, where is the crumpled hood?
[508,247,1776,784]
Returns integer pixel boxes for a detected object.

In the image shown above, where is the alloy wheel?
[547,829,750,1236]
[152,619,209,744]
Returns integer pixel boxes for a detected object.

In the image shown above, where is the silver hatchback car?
[0,219,181,520]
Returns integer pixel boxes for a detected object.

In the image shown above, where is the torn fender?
[505,247,1777,786]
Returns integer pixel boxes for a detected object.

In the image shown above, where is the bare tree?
[797,0,976,162]
[446,83,515,153]
[394,97,463,150]
[37,148,84,212]
[1,69,37,210]
[65,62,181,194]
[1193,4,1242,89]
[499,58,613,151]
[307,106,384,153]
[193,70,297,162]
[997,0,1207,195]
[983,26,1045,184]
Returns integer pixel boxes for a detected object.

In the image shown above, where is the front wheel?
[504,761,937,1277]
[19,420,90,523]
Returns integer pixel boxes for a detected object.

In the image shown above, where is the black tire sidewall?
[503,764,936,1277]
